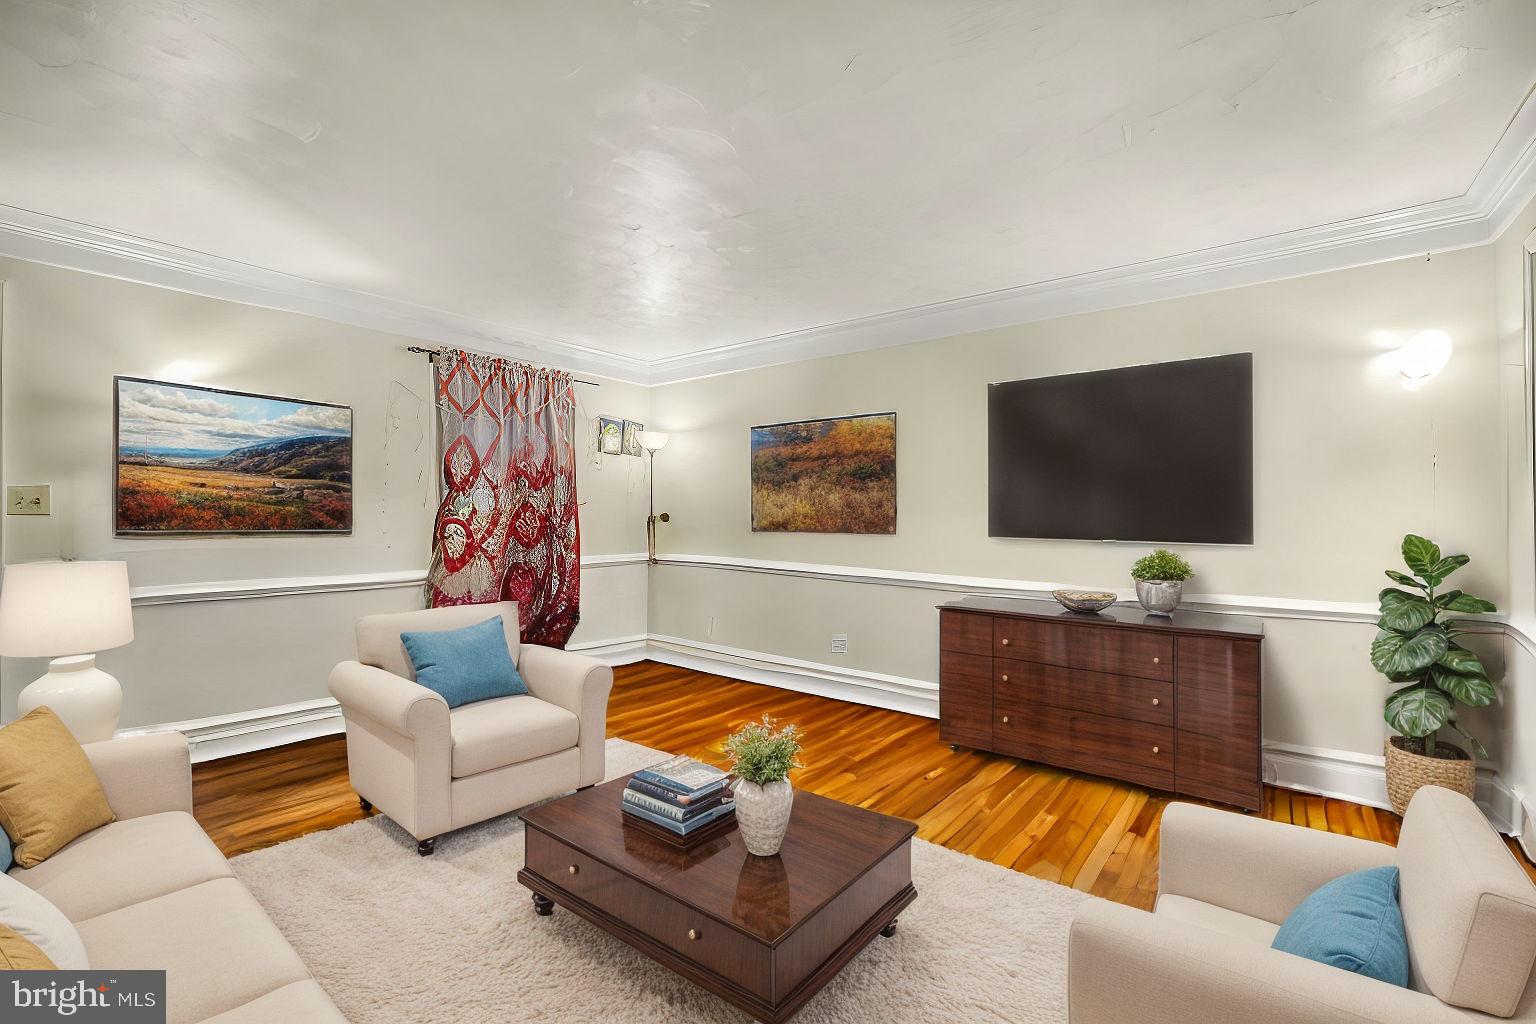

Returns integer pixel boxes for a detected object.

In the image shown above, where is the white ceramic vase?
[733,777,794,856]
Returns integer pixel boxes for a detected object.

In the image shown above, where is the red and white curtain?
[426,350,581,648]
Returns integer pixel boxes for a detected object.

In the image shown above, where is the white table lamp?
[0,561,134,742]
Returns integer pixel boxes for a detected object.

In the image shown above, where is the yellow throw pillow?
[0,924,56,969]
[0,708,115,868]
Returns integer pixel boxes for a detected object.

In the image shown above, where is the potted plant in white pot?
[724,716,804,857]
[1131,549,1194,615]
[1372,534,1498,814]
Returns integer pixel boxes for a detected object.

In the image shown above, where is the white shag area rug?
[232,739,1089,1023]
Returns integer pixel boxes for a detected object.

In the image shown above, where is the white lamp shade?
[0,561,135,657]
[636,430,671,452]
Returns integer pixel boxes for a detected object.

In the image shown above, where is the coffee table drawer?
[525,828,773,999]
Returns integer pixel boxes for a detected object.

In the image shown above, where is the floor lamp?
[637,431,670,564]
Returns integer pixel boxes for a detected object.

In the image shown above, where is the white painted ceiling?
[2,0,1536,365]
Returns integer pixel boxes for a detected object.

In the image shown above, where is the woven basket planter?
[1385,736,1475,815]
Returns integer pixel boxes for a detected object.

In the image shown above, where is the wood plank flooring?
[192,660,1536,909]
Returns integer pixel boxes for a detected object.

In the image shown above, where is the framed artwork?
[622,420,644,457]
[750,412,896,534]
[597,416,623,455]
[114,376,353,535]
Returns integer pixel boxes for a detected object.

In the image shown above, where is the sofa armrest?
[1068,900,1461,1024]
[328,661,449,739]
[82,732,193,819]
[518,644,613,786]
[1159,802,1395,923]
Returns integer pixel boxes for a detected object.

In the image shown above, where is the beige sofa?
[328,601,613,856]
[9,732,343,1024]
[1069,785,1536,1022]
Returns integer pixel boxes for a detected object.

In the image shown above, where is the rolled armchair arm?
[82,732,193,819]
[1159,802,1395,924]
[1068,900,1461,1024]
[328,661,449,738]
[518,644,612,786]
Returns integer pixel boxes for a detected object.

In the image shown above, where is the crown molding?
[1,92,1533,388]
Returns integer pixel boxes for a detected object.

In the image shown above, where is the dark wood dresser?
[938,596,1264,810]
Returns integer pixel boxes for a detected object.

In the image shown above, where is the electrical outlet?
[831,633,848,654]
[6,485,50,516]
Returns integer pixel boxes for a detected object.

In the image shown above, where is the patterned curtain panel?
[427,351,581,648]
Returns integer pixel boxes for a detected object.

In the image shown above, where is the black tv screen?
[988,353,1253,544]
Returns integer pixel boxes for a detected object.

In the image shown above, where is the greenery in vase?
[724,715,804,786]
[1131,549,1194,582]
[1371,534,1497,760]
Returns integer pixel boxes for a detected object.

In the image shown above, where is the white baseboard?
[117,698,345,764]
[645,634,940,719]
[1263,741,1519,834]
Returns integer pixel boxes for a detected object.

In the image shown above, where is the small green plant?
[724,715,804,786]
[1131,549,1194,582]
[1372,534,1497,759]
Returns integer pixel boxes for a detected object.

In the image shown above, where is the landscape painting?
[115,377,353,534]
[750,413,896,534]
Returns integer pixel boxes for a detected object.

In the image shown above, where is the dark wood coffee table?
[518,774,918,1023]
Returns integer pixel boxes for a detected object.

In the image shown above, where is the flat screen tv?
[988,353,1252,544]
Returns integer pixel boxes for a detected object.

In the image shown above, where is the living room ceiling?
[2,0,1536,378]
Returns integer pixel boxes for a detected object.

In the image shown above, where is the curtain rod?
[407,345,600,387]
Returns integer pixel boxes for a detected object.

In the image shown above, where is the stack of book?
[622,755,735,843]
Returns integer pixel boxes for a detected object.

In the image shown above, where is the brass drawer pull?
[1151,698,1160,706]
[688,928,700,941]
[1001,673,1009,682]
[568,865,579,875]
[1002,715,1010,724]
[1152,656,1161,664]
[1001,638,1011,646]
[1151,746,1160,754]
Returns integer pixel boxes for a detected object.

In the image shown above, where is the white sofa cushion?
[10,811,233,922]
[199,980,343,1023]
[76,877,312,1024]
[357,602,521,681]
[0,869,87,969]
[1154,893,1282,946]
[449,694,578,778]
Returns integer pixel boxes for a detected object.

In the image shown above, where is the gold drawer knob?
[1151,746,1160,754]
[1001,673,1009,682]
[688,928,700,941]
[1002,715,1010,724]
[1151,698,1160,706]
[1001,638,1011,646]
[568,865,579,875]
[1152,657,1161,664]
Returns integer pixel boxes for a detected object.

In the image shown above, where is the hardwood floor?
[192,660,1536,909]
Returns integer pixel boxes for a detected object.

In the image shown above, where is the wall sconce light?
[637,431,670,564]
[1396,329,1453,391]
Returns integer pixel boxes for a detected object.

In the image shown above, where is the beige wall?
[649,246,1507,760]
[0,258,649,727]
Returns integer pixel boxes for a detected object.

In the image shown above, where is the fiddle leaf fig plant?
[1372,534,1498,759]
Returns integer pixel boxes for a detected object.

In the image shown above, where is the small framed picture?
[622,420,644,457]
[597,416,623,455]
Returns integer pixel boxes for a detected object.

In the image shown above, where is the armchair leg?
[417,838,436,857]
[359,796,372,814]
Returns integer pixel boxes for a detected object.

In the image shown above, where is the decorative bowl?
[1052,589,1117,613]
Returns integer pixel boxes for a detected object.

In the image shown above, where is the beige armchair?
[1068,785,1536,1022]
[328,601,612,856]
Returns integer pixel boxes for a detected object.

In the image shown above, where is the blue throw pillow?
[1272,865,1409,987]
[0,828,11,874]
[400,615,527,708]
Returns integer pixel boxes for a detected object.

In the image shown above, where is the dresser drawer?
[524,829,772,998]
[1067,669,1173,727]
[995,659,1074,711]
[1071,711,1173,774]
[940,610,993,655]
[994,620,1173,681]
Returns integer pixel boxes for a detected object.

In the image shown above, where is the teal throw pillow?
[400,615,527,708]
[1272,865,1409,987]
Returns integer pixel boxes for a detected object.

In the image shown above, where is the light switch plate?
[7,485,50,515]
